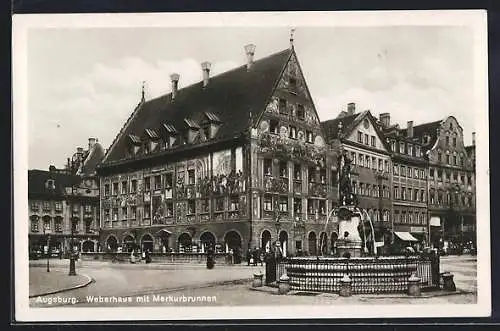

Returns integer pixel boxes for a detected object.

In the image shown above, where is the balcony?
[263,176,289,194]
[308,182,327,198]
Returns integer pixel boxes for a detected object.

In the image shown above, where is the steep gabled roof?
[320,113,360,141]
[80,142,105,175]
[399,120,442,149]
[102,48,293,165]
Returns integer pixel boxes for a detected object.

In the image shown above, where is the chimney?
[201,61,211,88]
[379,113,390,128]
[77,147,84,154]
[88,138,97,150]
[244,44,256,70]
[472,132,476,145]
[347,102,356,115]
[170,73,180,100]
[407,121,414,138]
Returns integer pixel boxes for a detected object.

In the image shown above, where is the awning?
[429,217,441,227]
[394,232,418,242]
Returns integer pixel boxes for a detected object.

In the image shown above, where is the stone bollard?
[253,271,264,288]
[442,272,456,291]
[407,273,421,297]
[278,274,290,294]
[339,274,352,297]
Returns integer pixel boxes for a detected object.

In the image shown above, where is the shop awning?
[429,217,441,227]
[394,232,418,242]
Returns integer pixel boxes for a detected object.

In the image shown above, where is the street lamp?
[43,227,51,272]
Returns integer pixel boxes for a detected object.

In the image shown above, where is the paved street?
[29,255,477,307]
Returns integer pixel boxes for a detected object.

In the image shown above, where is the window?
[71,219,79,232]
[308,167,316,183]
[401,166,406,177]
[144,143,150,154]
[357,131,363,143]
[230,197,239,211]
[188,200,196,214]
[121,207,127,219]
[306,131,313,143]
[359,183,364,196]
[72,204,80,213]
[399,142,405,154]
[121,181,127,194]
[446,155,450,165]
[429,168,434,178]
[144,177,151,191]
[453,172,458,182]
[366,157,371,169]
[112,208,119,221]
[437,169,443,181]
[289,126,297,139]
[279,197,288,212]
[421,190,425,202]
[43,201,51,211]
[55,202,62,212]
[294,164,301,180]
[187,170,195,185]
[408,188,412,201]
[408,167,412,178]
[372,157,377,170]
[131,180,137,193]
[270,119,279,134]
[378,159,383,171]
[31,217,39,232]
[264,195,273,211]
[364,134,369,145]
[53,217,62,232]
[164,174,173,189]
[279,161,288,178]
[460,174,465,183]
[467,175,472,185]
[104,184,110,196]
[318,200,326,214]
[415,146,421,157]
[446,136,450,145]
[152,175,160,189]
[415,189,419,201]
[143,205,150,219]
[30,201,40,212]
[85,220,92,233]
[319,168,326,184]
[112,182,119,195]
[200,199,209,213]
[131,206,137,219]
[293,198,302,213]
[164,203,173,217]
[84,205,91,213]
[414,168,419,179]
[104,209,110,221]
[395,210,400,223]
[264,159,272,176]
[351,152,356,165]
[371,136,376,147]
[279,99,287,114]
[438,152,442,163]
[394,164,399,175]
[307,199,316,214]
[216,198,224,211]
[289,77,297,89]
[402,187,406,200]
[453,156,457,166]
[391,140,396,152]
[453,137,457,147]
[359,154,364,168]
[297,104,305,120]
[445,171,451,183]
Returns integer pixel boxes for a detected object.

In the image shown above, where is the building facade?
[381,116,429,248]
[96,43,342,260]
[28,138,104,257]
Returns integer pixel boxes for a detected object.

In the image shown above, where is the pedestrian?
[246,249,252,266]
[252,249,259,266]
[130,250,136,264]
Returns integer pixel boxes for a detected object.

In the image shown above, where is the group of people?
[246,248,264,266]
[129,249,152,264]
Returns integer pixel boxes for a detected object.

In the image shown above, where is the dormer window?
[128,134,141,155]
[423,134,430,144]
[144,128,160,152]
[163,124,178,148]
[45,179,55,190]
[184,118,200,144]
[202,112,222,139]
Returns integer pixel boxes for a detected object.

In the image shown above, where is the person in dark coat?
[206,246,215,269]
[252,249,259,266]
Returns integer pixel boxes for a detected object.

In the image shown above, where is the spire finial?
[141,81,146,102]
[289,28,296,49]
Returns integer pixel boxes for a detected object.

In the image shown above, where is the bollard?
[253,271,264,288]
[407,273,421,297]
[278,273,290,294]
[339,274,352,297]
[442,272,456,292]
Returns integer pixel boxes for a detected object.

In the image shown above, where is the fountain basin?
[280,256,439,294]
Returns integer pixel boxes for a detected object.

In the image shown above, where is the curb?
[29,273,94,298]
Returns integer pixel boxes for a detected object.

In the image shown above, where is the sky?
[27,25,477,170]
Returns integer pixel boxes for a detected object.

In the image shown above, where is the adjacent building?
[96,42,341,259]
[28,138,104,256]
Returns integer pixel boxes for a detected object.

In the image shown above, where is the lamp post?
[44,227,51,272]
[68,163,77,276]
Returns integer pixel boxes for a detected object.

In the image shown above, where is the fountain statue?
[335,150,363,257]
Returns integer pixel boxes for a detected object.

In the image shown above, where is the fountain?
[276,150,440,294]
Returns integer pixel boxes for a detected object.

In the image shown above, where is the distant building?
[381,116,429,248]
[96,41,340,259]
[28,138,104,256]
